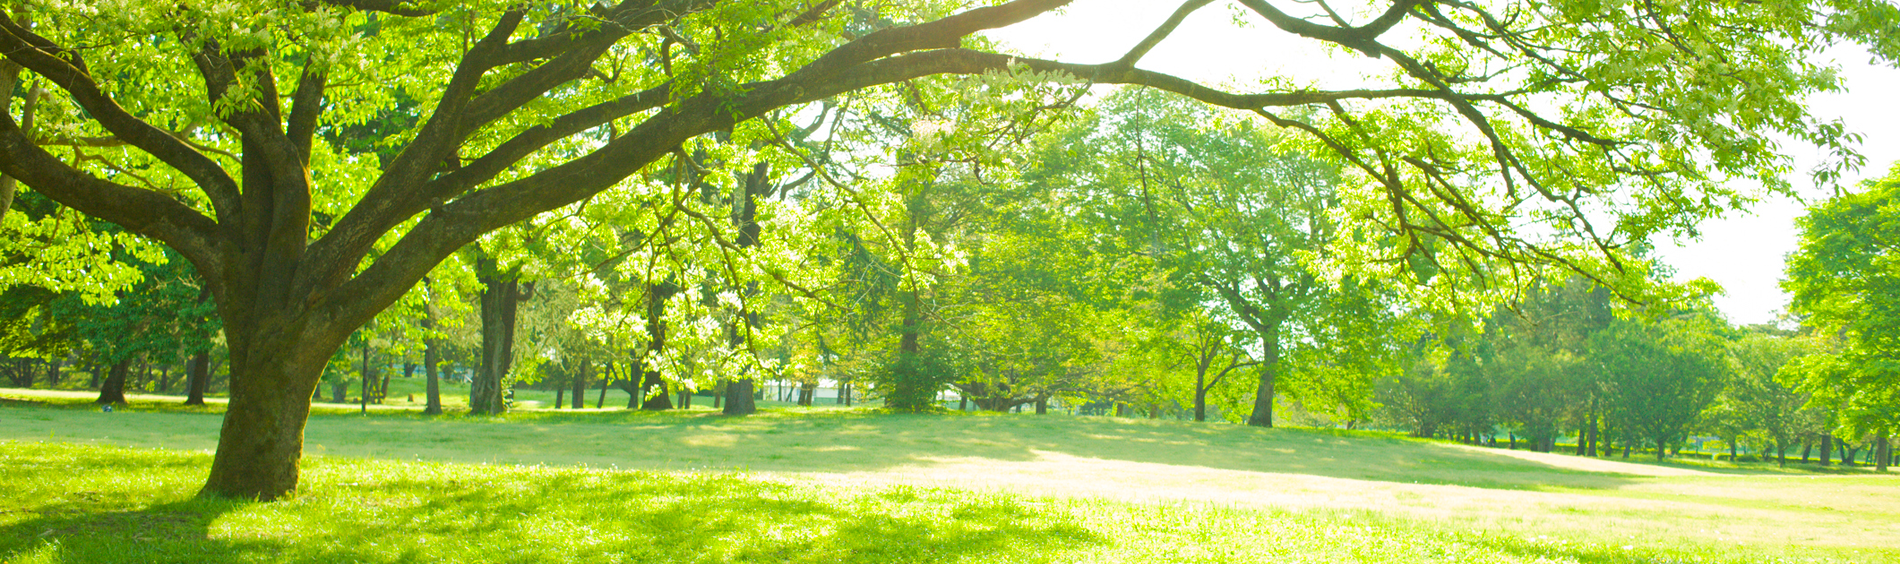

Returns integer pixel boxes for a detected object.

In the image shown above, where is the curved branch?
[0,15,240,224]
[0,111,221,278]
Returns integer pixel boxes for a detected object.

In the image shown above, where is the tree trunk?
[887,289,929,410]
[1035,396,1048,415]
[95,360,130,404]
[184,351,211,405]
[423,335,442,416]
[1194,375,1209,422]
[359,340,372,414]
[44,358,62,386]
[1877,435,1891,472]
[1246,327,1280,428]
[199,335,336,500]
[572,361,589,409]
[554,386,565,410]
[1801,440,1811,463]
[472,260,526,415]
[639,282,678,411]
[723,379,755,415]
[1820,435,1832,465]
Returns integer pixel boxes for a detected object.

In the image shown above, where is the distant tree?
[1593,315,1727,460]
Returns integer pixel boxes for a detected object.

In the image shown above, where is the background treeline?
[0,84,1892,470]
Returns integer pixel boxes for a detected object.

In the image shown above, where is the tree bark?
[1820,435,1832,465]
[95,360,129,404]
[184,351,211,405]
[472,260,527,415]
[1877,435,1891,472]
[359,339,372,414]
[44,358,62,386]
[200,334,335,500]
[596,376,609,409]
[423,335,442,415]
[1247,327,1281,428]
[639,281,678,411]
[571,360,589,409]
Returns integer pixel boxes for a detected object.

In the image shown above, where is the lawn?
[2,388,1895,563]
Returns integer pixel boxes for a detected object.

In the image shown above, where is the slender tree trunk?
[1247,327,1281,428]
[639,282,677,411]
[360,340,372,414]
[423,334,442,416]
[95,360,130,404]
[1877,435,1891,472]
[44,358,62,387]
[718,162,769,416]
[1194,369,1208,422]
[554,386,565,410]
[1801,440,1812,463]
[184,351,211,405]
[596,376,608,409]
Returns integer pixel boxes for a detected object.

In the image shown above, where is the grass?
[2,387,1897,563]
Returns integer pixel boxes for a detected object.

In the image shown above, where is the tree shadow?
[294,410,1661,492]
[0,459,1103,563]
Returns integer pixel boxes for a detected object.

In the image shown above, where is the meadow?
[2,387,1895,563]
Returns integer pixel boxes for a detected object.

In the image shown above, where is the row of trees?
[0,0,1895,500]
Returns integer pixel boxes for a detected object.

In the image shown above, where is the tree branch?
[0,15,240,224]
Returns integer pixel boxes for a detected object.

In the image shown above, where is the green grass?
[2,388,1897,563]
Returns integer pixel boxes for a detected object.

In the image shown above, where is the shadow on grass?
[1,458,1101,564]
[15,393,1882,496]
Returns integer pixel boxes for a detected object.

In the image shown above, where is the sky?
[983,0,1900,326]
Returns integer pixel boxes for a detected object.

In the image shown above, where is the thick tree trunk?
[1878,435,1890,472]
[200,339,334,500]
[1246,327,1280,428]
[1820,435,1832,465]
[723,379,756,415]
[554,387,565,410]
[572,361,588,409]
[472,266,527,415]
[184,351,211,405]
[95,360,129,404]
[1035,396,1048,415]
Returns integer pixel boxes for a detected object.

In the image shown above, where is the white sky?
[983,0,1900,326]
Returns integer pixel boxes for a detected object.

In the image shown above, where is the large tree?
[1783,164,1900,470]
[0,0,1876,499]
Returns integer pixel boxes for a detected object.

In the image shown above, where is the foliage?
[1783,163,1900,438]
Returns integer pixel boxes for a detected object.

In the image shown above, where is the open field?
[3,388,1896,563]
